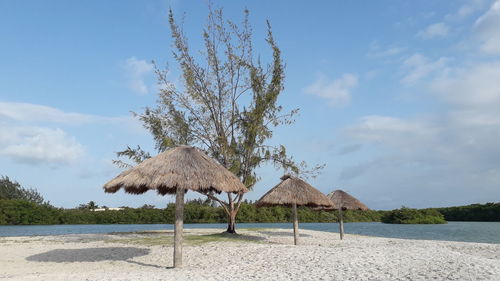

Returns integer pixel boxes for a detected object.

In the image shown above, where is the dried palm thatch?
[103,146,247,268]
[255,175,332,245]
[255,175,333,208]
[104,146,248,195]
[323,189,369,240]
[327,190,369,210]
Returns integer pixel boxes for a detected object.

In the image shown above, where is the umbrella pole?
[338,208,344,240]
[292,203,299,245]
[174,188,184,268]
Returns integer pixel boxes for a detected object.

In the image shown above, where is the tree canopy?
[114,6,322,233]
[0,176,45,205]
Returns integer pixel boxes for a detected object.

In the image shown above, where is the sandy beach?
[1,228,499,281]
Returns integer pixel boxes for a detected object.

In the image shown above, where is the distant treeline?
[2,176,499,225]
[0,199,382,225]
[1,200,499,225]
[381,207,447,224]
[434,203,500,222]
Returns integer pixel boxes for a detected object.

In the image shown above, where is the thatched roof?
[103,146,247,195]
[255,175,334,208]
[327,190,369,210]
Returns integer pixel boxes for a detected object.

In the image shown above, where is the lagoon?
[1,221,499,244]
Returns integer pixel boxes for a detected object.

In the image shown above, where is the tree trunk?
[173,188,184,268]
[292,203,299,245]
[224,192,239,234]
[338,208,344,240]
[204,192,244,234]
[226,211,237,233]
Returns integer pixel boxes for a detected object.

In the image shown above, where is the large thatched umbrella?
[103,146,247,268]
[327,190,369,240]
[255,175,333,245]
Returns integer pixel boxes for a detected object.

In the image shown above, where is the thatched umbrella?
[255,175,333,245]
[103,146,247,268]
[327,190,369,240]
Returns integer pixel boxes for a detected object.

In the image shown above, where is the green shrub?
[0,200,59,225]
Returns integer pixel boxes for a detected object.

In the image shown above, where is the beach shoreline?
[1,228,499,280]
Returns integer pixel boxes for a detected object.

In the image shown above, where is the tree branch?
[234,192,245,214]
[200,192,230,214]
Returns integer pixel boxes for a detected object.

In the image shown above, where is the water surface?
[1,222,499,244]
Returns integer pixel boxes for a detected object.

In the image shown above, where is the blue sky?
[1,0,500,210]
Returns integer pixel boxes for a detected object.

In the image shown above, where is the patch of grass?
[106,232,262,246]
[105,236,170,246]
[187,232,262,245]
[0,239,31,244]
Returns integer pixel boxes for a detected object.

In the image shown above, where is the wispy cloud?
[401,54,448,84]
[123,57,154,95]
[337,143,362,155]
[367,42,406,58]
[0,101,131,125]
[0,102,95,124]
[368,47,406,58]
[304,73,358,107]
[474,0,500,54]
[445,0,487,21]
[417,22,450,39]
[376,47,406,57]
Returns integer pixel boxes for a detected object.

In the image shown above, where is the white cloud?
[417,22,450,39]
[431,62,500,108]
[0,101,147,166]
[401,54,448,84]
[123,57,154,95]
[340,56,500,208]
[0,124,84,165]
[347,110,500,171]
[474,0,500,54]
[343,109,500,208]
[347,115,439,151]
[308,2,500,209]
[450,109,500,126]
[304,73,358,107]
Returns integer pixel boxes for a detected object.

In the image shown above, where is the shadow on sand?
[26,247,150,263]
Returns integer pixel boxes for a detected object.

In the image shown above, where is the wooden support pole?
[174,188,185,268]
[338,207,344,240]
[292,203,299,245]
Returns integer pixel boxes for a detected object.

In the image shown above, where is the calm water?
[0,222,499,244]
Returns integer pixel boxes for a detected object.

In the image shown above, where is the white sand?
[1,228,499,281]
